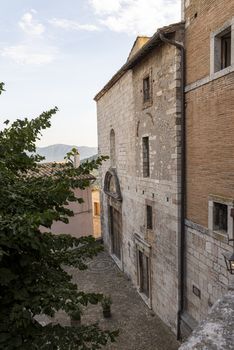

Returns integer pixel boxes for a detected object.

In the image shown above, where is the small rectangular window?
[94,202,100,216]
[146,205,153,230]
[213,202,227,232]
[213,27,232,72]
[221,31,231,69]
[143,76,150,102]
[142,137,150,177]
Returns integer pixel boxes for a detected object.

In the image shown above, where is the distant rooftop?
[28,162,96,181]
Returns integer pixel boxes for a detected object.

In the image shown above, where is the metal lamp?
[223,239,234,274]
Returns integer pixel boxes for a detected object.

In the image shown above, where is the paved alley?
[67,250,179,350]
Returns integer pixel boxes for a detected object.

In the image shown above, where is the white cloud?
[29,8,37,14]
[1,45,56,65]
[19,10,45,37]
[89,0,121,15]
[1,11,58,65]
[49,18,100,32]
[89,0,181,35]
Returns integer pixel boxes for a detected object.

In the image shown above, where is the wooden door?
[139,250,149,297]
[110,206,122,260]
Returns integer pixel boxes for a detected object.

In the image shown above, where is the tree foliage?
[0,83,117,349]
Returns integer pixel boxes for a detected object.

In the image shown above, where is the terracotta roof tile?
[28,162,96,181]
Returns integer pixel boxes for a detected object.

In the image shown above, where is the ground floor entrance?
[110,205,122,260]
[138,250,150,298]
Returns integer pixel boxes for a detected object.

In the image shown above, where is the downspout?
[158,31,186,341]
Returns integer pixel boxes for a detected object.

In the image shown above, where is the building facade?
[96,1,234,339]
[38,162,95,238]
[180,0,234,336]
[49,186,94,238]
[95,23,184,333]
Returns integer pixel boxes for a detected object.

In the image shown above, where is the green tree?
[0,83,117,349]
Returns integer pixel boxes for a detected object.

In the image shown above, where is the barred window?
[142,137,150,177]
[146,205,153,230]
[110,129,116,167]
[143,76,150,102]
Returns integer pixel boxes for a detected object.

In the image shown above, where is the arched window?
[110,129,116,167]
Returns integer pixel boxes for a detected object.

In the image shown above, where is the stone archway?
[104,168,122,201]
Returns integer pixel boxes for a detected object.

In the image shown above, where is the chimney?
[74,150,80,168]
[181,0,185,21]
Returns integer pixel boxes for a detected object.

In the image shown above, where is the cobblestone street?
[65,250,180,350]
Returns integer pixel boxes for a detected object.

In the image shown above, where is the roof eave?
[94,21,184,102]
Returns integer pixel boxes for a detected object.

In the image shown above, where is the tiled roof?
[28,162,96,181]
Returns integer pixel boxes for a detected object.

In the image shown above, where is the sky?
[0,0,181,147]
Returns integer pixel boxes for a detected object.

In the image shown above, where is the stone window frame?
[110,128,116,167]
[208,195,234,240]
[143,76,150,102]
[142,135,150,178]
[135,233,152,308]
[146,204,153,230]
[210,18,234,77]
[142,68,153,109]
[186,18,234,92]
[145,199,155,232]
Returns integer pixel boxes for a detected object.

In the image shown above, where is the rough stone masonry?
[95,22,184,334]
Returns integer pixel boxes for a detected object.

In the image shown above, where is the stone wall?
[97,30,183,333]
[184,221,233,324]
[182,0,234,336]
[130,43,182,332]
[97,69,135,253]
[179,289,234,349]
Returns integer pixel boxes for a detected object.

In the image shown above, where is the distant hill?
[81,154,98,163]
[36,144,97,163]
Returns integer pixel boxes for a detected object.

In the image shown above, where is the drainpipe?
[158,31,186,340]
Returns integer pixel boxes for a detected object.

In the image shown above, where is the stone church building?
[95,22,184,334]
[95,0,234,340]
